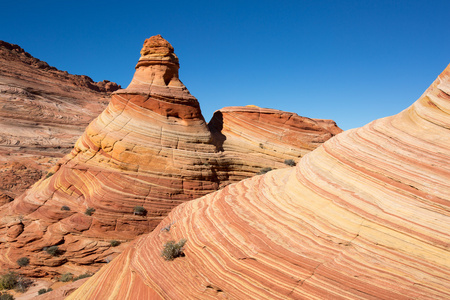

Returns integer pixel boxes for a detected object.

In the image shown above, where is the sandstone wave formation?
[0,41,120,200]
[70,65,450,299]
[0,35,341,277]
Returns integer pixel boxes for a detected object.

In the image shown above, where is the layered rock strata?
[0,35,340,277]
[70,65,450,299]
[209,105,341,183]
[0,41,120,199]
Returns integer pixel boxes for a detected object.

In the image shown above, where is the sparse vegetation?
[38,288,52,295]
[16,257,29,267]
[14,276,32,293]
[161,238,187,261]
[85,207,95,216]
[110,240,120,247]
[59,273,73,282]
[45,171,54,179]
[133,206,147,216]
[45,246,59,256]
[72,273,93,281]
[0,292,14,300]
[0,272,31,293]
[0,272,18,290]
[257,167,272,175]
[259,143,264,149]
[61,205,70,211]
[284,159,296,167]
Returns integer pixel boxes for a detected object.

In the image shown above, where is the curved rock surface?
[0,41,120,199]
[209,105,340,183]
[70,65,450,299]
[0,36,340,277]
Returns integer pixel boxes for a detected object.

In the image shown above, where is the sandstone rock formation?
[0,41,120,199]
[69,65,450,299]
[0,35,340,277]
[209,105,340,183]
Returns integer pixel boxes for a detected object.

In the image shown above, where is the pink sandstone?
[0,35,340,278]
[70,65,450,299]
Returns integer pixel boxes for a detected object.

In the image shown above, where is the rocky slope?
[70,65,450,299]
[0,41,120,199]
[0,35,340,277]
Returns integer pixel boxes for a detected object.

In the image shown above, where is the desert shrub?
[109,240,120,247]
[59,273,73,282]
[0,272,18,290]
[45,172,54,179]
[38,288,52,295]
[161,238,187,261]
[259,143,264,149]
[72,273,93,281]
[14,276,32,293]
[16,257,29,267]
[0,292,14,300]
[133,206,147,216]
[46,246,59,256]
[61,205,70,211]
[85,207,95,216]
[257,167,272,175]
[284,159,296,167]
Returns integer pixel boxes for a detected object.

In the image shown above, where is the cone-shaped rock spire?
[126,35,186,92]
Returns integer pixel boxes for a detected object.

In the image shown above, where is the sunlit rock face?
[0,41,119,199]
[209,105,341,183]
[70,66,450,299]
[0,35,340,277]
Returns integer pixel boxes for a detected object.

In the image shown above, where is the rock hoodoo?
[70,65,450,299]
[0,36,341,276]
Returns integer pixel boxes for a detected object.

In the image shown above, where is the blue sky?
[1,0,449,130]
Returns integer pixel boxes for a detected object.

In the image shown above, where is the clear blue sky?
[1,0,449,130]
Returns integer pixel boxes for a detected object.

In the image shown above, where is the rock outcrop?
[209,105,340,183]
[0,35,340,277]
[70,65,450,299]
[0,41,120,199]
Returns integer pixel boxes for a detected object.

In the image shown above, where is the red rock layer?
[70,65,450,299]
[0,41,120,199]
[0,36,340,277]
[209,105,341,183]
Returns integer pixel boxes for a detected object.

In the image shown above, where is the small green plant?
[110,240,120,247]
[284,159,296,167]
[38,288,52,295]
[133,206,147,216]
[16,257,29,267]
[59,273,73,282]
[45,172,54,179]
[45,246,59,256]
[161,238,187,261]
[72,273,93,281]
[61,205,70,211]
[85,207,95,216]
[0,272,18,290]
[0,292,14,300]
[257,167,272,175]
[259,143,264,149]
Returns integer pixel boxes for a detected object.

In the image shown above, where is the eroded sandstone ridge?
[0,41,120,199]
[70,65,450,299]
[0,35,340,277]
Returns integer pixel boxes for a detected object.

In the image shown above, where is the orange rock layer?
[70,65,450,299]
[0,35,341,276]
[0,41,119,199]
